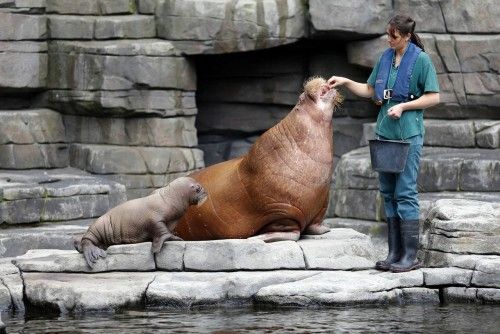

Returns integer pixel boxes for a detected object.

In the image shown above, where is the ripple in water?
[2,304,500,333]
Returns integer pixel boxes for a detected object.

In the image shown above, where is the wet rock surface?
[1,197,498,315]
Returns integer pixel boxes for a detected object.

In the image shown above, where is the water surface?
[3,304,500,333]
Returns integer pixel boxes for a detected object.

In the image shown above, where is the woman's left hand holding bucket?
[388,104,404,119]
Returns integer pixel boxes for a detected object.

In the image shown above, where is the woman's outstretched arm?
[327,76,374,99]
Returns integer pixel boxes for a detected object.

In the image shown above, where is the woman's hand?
[327,76,350,88]
[387,104,405,119]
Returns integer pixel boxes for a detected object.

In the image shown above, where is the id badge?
[383,89,393,100]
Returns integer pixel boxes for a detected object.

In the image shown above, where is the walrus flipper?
[303,224,330,235]
[303,206,330,235]
[151,221,183,254]
[248,231,300,242]
[81,239,107,268]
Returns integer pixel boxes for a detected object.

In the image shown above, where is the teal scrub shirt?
[367,51,440,140]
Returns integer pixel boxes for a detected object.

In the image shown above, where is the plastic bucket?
[368,139,410,173]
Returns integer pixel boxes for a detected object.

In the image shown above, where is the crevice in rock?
[143,273,157,306]
[297,244,309,269]
[438,287,446,304]
[437,1,449,33]
[0,275,16,313]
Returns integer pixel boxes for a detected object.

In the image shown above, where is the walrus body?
[175,77,341,242]
[75,176,207,267]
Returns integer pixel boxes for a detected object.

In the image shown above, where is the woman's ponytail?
[388,15,426,52]
[410,32,425,52]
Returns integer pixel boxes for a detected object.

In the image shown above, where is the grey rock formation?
[309,0,392,37]
[0,259,23,313]
[0,168,126,224]
[46,0,136,15]
[63,115,198,147]
[0,222,89,257]
[146,271,318,307]
[0,12,46,40]
[422,199,500,264]
[13,243,156,273]
[48,15,155,40]
[330,146,500,220]
[2,197,499,314]
[0,42,47,89]
[23,271,156,313]
[156,0,307,54]
[255,270,424,306]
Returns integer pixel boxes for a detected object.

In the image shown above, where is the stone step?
[0,12,46,41]
[69,144,204,199]
[0,109,66,169]
[46,0,137,15]
[0,109,65,144]
[0,41,47,90]
[0,168,126,225]
[47,40,196,95]
[334,146,500,192]
[328,189,500,222]
[362,119,500,149]
[63,115,198,147]
[0,219,91,257]
[47,14,155,40]
[12,228,376,273]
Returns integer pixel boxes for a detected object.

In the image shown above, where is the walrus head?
[303,76,343,113]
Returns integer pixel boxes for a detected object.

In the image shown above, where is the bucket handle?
[375,110,407,141]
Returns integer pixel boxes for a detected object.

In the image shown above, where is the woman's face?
[386,27,410,50]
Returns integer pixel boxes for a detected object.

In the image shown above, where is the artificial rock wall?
[0,0,499,225]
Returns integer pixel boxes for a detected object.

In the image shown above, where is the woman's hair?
[387,15,425,51]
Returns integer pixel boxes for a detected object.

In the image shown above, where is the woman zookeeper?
[328,14,440,272]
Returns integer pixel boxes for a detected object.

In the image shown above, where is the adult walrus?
[74,177,207,267]
[175,77,342,242]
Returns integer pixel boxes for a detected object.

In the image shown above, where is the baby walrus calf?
[74,176,208,268]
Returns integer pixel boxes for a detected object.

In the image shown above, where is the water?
[3,304,500,333]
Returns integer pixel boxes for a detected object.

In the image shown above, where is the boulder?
[309,0,391,37]
[47,15,156,40]
[255,269,423,306]
[0,223,89,257]
[63,115,198,147]
[0,12,46,40]
[441,0,500,33]
[146,271,318,307]
[0,109,64,145]
[298,229,376,270]
[334,146,500,192]
[178,240,305,271]
[0,168,126,224]
[45,89,197,117]
[471,258,500,288]
[422,200,500,265]
[69,144,204,174]
[46,0,136,15]
[12,244,156,273]
[48,52,195,91]
[156,0,307,54]
[475,121,500,148]
[422,267,473,286]
[23,271,156,313]
[0,259,23,312]
[0,48,47,89]
[0,144,68,169]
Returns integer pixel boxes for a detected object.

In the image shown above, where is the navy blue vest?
[374,42,422,104]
